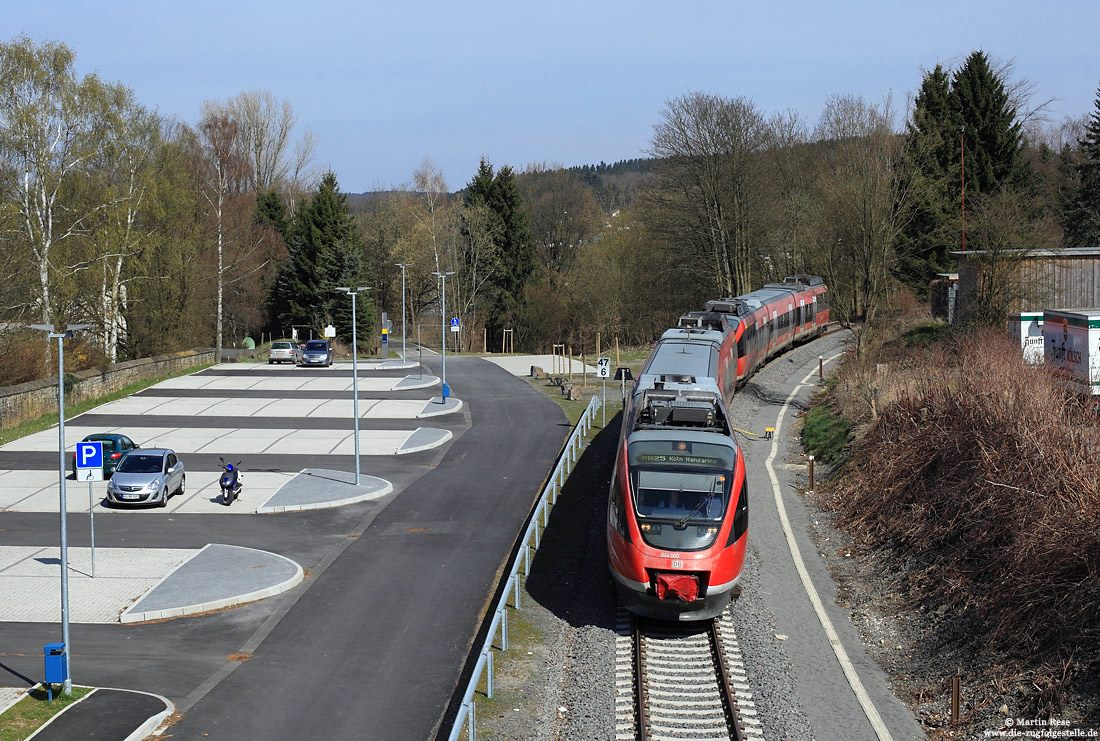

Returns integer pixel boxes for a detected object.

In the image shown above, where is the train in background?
[608,275,829,620]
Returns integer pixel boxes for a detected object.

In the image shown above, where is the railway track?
[615,605,763,740]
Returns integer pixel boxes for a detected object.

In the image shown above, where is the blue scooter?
[219,457,242,505]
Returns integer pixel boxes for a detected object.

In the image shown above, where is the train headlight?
[639,522,662,535]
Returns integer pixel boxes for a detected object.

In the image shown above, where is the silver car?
[105,448,185,508]
[268,340,298,364]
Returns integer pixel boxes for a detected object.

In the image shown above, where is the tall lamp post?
[395,263,410,363]
[335,287,370,485]
[28,322,91,695]
[960,123,966,252]
[431,271,455,398]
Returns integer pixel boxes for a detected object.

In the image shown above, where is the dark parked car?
[105,448,185,508]
[70,433,139,479]
[300,339,332,367]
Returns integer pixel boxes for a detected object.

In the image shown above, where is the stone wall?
[0,348,214,430]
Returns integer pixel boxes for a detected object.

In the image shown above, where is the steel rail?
[708,619,745,741]
[633,617,648,741]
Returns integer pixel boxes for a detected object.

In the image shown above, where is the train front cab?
[608,431,748,621]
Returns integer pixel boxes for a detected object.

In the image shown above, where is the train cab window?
[737,322,755,360]
[629,468,730,551]
[609,474,628,540]
[634,470,727,519]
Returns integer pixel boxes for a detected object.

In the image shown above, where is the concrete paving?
[0,465,382,626]
[153,372,439,392]
[1,467,398,515]
[87,394,461,419]
[483,353,597,376]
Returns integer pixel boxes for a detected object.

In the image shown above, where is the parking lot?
[0,361,461,515]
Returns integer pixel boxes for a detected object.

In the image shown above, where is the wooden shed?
[950,247,1100,323]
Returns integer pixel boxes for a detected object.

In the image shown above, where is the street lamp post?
[431,271,455,398]
[335,287,371,485]
[960,124,966,252]
[28,322,91,695]
[395,263,410,363]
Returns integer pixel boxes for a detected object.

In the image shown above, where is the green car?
[70,433,140,479]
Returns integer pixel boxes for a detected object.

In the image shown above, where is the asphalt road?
[0,355,569,740]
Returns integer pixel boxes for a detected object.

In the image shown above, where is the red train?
[607,276,829,620]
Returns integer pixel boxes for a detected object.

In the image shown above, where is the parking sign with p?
[76,441,104,481]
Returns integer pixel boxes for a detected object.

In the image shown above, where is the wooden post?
[484,328,487,354]
[568,345,573,380]
[596,332,601,359]
[615,337,620,368]
[582,352,587,388]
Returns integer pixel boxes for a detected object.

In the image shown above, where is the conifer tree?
[462,159,534,344]
[270,172,372,344]
[1063,84,1100,247]
[950,50,1029,195]
[898,51,1032,291]
[899,66,957,289]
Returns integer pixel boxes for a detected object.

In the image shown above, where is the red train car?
[608,276,828,620]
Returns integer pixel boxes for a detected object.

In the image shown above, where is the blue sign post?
[75,441,103,480]
[75,441,103,578]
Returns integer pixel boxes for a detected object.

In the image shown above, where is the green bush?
[801,402,850,467]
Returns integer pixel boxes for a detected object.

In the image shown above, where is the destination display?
[629,439,734,470]
[636,453,725,467]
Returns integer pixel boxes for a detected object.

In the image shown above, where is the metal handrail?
[448,392,602,741]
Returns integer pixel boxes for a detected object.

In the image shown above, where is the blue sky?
[9,1,1098,193]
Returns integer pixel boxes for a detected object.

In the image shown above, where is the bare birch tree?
[446,200,500,350]
[814,94,913,355]
[0,36,123,332]
[647,92,769,296]
[195,104,247,362]
[88,91,162,361]
[411,158,450,273]
[225,90,315,196]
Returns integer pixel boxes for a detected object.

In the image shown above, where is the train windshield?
[628,440,735,551]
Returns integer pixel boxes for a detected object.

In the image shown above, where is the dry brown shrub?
[0,331,48,386]
[0,331,110,388]
[828,327,1100,693]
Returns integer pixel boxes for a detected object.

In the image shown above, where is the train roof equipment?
[632,388,730,436]
[676,311,730,332]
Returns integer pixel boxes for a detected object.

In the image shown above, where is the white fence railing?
[448,392,602,741]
